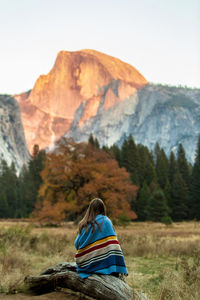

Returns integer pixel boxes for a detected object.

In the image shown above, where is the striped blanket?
[74,214,128,278]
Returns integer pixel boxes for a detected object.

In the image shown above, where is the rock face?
[14,49,148,152]
[14,49,200,162]
[0,95,30,171]
[68,84,200,162]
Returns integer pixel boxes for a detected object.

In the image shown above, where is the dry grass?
[0,221,200,299]
[118,222,200,257]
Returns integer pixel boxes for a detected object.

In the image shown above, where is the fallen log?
[25,262,149,300]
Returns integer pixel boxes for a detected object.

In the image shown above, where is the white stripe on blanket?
[78,250,124,268]
[75,243,122,264]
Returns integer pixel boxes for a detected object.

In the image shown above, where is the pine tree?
[144,162,157,186]
[177,143,190,218]
[136,182,151,221]
[169,151,178,185]
[147,188,169,222]
[0,160,19,218]
[190,136,200,219]
[88,134,100,148]
[164,179,171,212]
[88,134,95,146]
[109,144,122,167]
[19,145,46,216]
[167,151,177,214]
[121,135,139,184]
[29,145,46,190]
[121,139,129,166]
[94,138,100,149]
[154,144,169,189]
[137,144,156,186]
[18,165,31,217]
[0,191,9,218]
[177,143,190,187]
[171,173,188,221]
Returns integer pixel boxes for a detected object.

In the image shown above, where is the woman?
[74,198,128,279]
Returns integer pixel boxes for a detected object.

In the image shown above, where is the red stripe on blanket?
[75,240,119,258]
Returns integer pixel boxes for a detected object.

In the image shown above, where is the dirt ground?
[0,290,93,300]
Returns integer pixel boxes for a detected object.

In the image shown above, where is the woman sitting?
[74,198,128,279]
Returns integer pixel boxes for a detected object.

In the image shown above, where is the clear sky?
[0,0,199,94]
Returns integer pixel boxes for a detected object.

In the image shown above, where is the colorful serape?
[74,214,128,279]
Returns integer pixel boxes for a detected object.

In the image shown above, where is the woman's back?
[75,214,128,279]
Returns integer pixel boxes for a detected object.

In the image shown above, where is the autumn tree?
[33,138,138,223]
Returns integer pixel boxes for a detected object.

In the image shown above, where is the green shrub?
[118,213,131,227]
[161,215,173,225]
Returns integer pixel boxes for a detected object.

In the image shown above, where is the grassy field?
[0,220,200,299]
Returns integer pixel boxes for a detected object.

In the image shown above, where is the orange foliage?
[33,138,138,222]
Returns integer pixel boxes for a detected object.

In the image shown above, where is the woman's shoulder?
[103,215,112,224]
[96,215,114,231]
[96,214,111,223]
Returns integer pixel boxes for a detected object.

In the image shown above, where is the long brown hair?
[78,198,106,234]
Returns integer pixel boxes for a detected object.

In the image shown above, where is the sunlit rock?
[14,49,147,152]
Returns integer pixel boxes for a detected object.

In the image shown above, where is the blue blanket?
[74,214,128,278]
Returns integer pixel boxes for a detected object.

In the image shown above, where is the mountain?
[14,49,200,162]
[0,95,30,171]
[14,49,147,152]
[67,84,200,161]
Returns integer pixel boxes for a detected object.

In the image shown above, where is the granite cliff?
[0,95,30,171]
[67,84,200,161]
[13,50,200,162]
[14,49,148,152]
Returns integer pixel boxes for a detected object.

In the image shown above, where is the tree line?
[0,145,45,218]
[0,135,200,222]
[103,135,200,222]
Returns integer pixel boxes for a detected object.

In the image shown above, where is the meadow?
[0,220,200,300]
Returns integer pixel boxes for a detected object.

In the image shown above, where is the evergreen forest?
[0,135,200,223]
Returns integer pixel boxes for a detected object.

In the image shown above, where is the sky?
[0,0,200,94]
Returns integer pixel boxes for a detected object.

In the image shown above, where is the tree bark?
[25,262,149,300]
